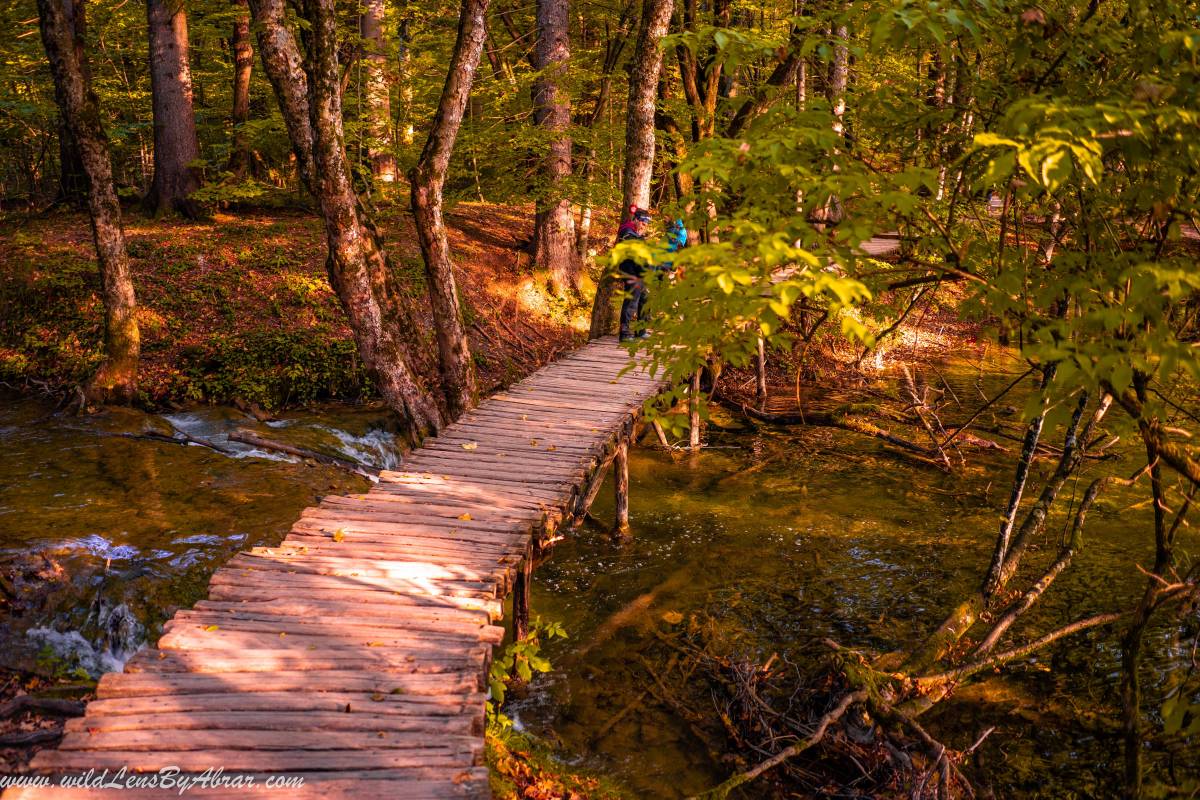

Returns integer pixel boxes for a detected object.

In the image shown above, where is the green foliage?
[487,617,568,728]
[177,328,370,409]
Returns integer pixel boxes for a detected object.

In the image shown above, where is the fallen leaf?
[461,442,478,451]
[370,693,385,702]
[204,625,219,632]
[332,528,346,543]
[661,611,684,625]
[458,513,473,521]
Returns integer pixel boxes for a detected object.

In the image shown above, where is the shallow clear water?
[0,395,379,673]
[512,367,1195,798]
[0,364,1194,797]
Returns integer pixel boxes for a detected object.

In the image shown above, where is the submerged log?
[229,429,381,480]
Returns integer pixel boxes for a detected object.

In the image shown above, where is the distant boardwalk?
[7,338,663,800]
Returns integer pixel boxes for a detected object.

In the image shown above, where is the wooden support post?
[614,439,630,534]
[756,337,768,406]
[689,368,702,450]
[513,550,532,642]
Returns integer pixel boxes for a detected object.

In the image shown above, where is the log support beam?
[614,439,630,535]
[689,368,702,450]
[512,545,532,642]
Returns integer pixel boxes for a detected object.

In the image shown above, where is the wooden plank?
[82,691,485,716]
[56,729,483,752]
[127,649,484,675]
[95,671,481,698]
[31,747,482,772]
[204,578,502,618]
[64,711,478,735]
[169,608,505,642]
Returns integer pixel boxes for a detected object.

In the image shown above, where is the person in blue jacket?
[616,210,688,343]
[617,207,653,342]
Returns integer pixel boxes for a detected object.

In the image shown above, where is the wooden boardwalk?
[8,338,663,800]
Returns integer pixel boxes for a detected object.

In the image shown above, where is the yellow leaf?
[333,528,346,543]
[370,693,385,702]
[461,442,478,451]
[458,513,473,521]
[204,625,219,632]
[661,611,684,625]
[546,445,556,451]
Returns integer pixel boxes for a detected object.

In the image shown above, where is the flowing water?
[0,361,1195,797]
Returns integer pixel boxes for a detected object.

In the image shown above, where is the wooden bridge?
[8,338,663,800]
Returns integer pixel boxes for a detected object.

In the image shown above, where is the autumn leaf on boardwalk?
[458,513,473,521]
[333,528,346,542]
[462,442,478,450]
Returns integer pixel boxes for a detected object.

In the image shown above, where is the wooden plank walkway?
[7,338,663,800]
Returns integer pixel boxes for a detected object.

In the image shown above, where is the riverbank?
[0,199,589,410]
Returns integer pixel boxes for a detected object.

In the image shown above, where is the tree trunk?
[588,0,674,338]
[37,0,140,404]
[56,115,87,208]
[531,0,579,294]
[828,23,849,139]
[361,0,397,182]
[144,0,202,217]
[227,0,254,178]
[408,0,488,419]
[249,0,443,444]
[247,0,314,190]
[397,0,414,146]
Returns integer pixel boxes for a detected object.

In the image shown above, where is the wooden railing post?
[756,337,767,406]
[513,548,532,641]
[614,439,630,534]
[689,368,702,450]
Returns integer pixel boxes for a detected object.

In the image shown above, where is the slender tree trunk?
[247,0,314,190]
[531,0,580,294]
[37,0,140,404]
[144,0,202,217]
[227,0,254,177]
[408,0,488,419]
[361,0,396,182]
[588,0,674,338]
[397,0,414,145]
[249,0,443,443]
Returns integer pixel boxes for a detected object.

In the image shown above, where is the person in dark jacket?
[617,207,653,342]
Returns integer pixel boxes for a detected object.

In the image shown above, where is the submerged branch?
[688,690,868,800]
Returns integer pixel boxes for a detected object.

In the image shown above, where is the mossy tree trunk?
[227,0,255,178]
[248,0,444,444]
[408,0,488,419]
[531,0,580,294]
[361,0,397,183]
[36,0,140,404]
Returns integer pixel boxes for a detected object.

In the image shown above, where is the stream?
[0,359,1194,797]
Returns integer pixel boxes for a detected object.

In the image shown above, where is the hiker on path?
[617,207,653,342]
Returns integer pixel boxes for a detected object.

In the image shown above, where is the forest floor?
[0,197,595,410]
